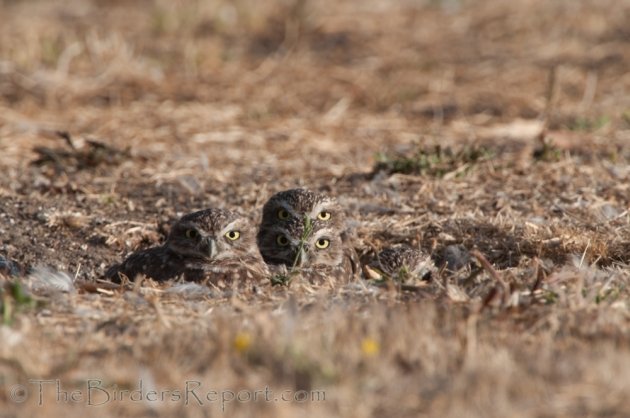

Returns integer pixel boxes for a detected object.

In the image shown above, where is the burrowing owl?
[367,246,434,282]
[257,188,359,283]
[105,208,268,285]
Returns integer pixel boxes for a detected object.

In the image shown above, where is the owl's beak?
[205,238,218,259]
[295,245,309,267]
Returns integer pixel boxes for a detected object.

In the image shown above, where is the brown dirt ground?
[0,0,629,417]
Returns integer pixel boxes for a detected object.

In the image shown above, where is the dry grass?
[0,0,629,416]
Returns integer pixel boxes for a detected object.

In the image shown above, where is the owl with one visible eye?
[257,188,359,283]
[105,208,268,286]
[367,245,434,282]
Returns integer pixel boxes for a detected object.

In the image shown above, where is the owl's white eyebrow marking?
[309,200,334,219]
[311,228,337,240]
[220,220,241,235]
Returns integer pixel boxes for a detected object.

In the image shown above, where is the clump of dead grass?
[31,131,131,173]
[373,144,493,178]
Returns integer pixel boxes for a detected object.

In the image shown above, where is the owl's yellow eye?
[225,230,240,241]
[276,235,290,246]
[317,211,331,221]
[186,229,199,239]
[277,209,290,220]
[315,238,330,249]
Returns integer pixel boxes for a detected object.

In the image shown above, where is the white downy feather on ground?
[27,266,75,294]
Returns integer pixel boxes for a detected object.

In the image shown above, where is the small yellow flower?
[361,338,380,357]
[233,332,252,353]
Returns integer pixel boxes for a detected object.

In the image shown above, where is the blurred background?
[1,0,628,165]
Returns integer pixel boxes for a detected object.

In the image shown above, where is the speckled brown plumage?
[105,208,268,285]
[257,188,359,283]
[369,246,434,281]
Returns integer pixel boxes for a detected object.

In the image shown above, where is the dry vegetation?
[1,0,629,416]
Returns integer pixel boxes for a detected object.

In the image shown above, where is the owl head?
[167,208,257,262]
[257,188,347,268]
[369,246,435,281]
